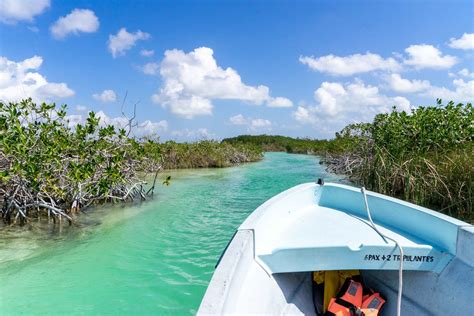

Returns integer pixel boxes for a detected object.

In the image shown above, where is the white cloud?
[75,105,87,112]
[384,70,473,102]
[93,89,117,102]
[457,68,474,78]
[66,110,168,138]
[171,128,212,140]
[293,105,316,125]
[50,9,99,39]
[377,45,472,102]
[299,53,400,76]
[140,62,159,75]
[229,114,272,131]
[293,79,411,132]
[152,94,213,118]
[65,114,84,128]
[140,49,154,57]
[37,83,74,99]
[318,80,411,116]
[449,33,474,50]
[449,68,474,78]
[136,119,168,135]
[267,97,293,107]
[403,44,457,69]
[96,111,168,137]
[151,47,292,118]
[385,74,431,93]
[0,0,50,24]
[0,55,74,102]
[229,114,247,125]
[250,118,272,128]
[108,28,150,58]
[93,111,127,128]
[420,79,474,102]
[299,43,460,75]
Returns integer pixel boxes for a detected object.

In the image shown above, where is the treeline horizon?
[222,134,352,154]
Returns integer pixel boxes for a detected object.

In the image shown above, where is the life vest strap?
[325,298,359,316]
[334,298,357,309]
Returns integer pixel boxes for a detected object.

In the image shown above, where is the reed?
[326,100,473,222]
[153,140,262,169]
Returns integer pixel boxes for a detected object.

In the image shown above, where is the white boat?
[198,181,473,315]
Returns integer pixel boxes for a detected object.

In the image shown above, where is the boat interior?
[200,227,473,315]
[198,183,474,315]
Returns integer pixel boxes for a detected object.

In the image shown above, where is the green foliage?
[0,99,155,225]
[3,98,470,225]
[370,101,472,156]
[0,99,263,225]
[223,102,473,222]
[157,140,263,169]
[334,101,473,222]
[222,135,349,155]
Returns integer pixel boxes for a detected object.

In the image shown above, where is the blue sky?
[1,0,473,140]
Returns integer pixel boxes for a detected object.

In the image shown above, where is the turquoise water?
[0,153,346,315]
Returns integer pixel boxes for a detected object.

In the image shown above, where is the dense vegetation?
[155,140,262,169]
[0,99,159,225]
[223,134,351,155]
[0,100,262,226]
[2,99,471,225]
[226,101,473,222]
[328,100,473,222]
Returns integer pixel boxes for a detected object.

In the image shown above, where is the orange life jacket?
[361,292,385,311]
[325,278,385,316]
[339,279,363,307]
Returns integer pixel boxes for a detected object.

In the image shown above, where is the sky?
[0,0,473,141]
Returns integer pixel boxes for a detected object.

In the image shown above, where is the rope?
[361,187,404,316]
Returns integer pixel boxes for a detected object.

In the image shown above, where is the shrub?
[0,99,158,225]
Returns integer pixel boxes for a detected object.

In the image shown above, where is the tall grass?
[331,101,473,222]
[150,140,263,169]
